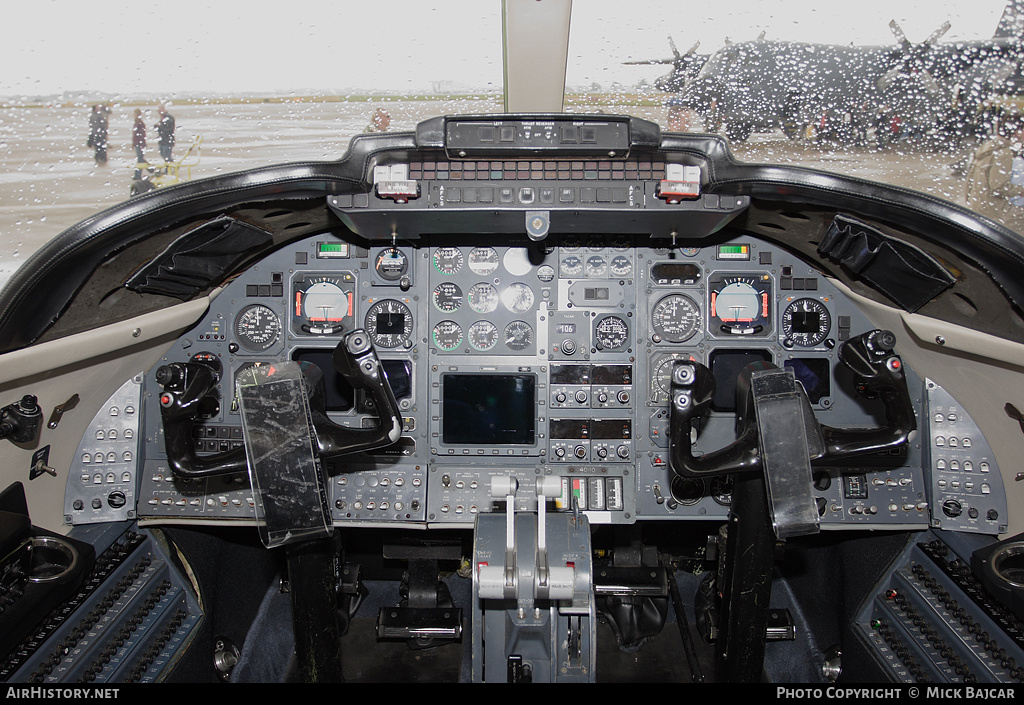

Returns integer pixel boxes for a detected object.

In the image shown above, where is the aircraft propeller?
[624,36,705,92]
[877,20,950,95]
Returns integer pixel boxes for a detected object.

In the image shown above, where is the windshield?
[2,0,1021,287]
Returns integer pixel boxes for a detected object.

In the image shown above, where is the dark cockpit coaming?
[1,114,1024,684]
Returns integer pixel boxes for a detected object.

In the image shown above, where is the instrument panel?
[92,228,1006,535]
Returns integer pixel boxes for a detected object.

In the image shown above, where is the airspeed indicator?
[651,294,700,343]
[235,304,281,352]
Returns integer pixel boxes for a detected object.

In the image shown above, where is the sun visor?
[817,214,955,312]
[125,216,274,299]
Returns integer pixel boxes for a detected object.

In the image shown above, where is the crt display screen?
[709,349,773,412]
[441,374,536,445]
[292,349,355,412]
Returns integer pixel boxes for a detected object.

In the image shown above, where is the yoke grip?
[157,329,403,479]
[667,329,917,480]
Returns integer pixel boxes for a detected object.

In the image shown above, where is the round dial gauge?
[782,298,831,347]
[595,315,629,350]
[432,247,463,275]
[560,254,583,277]
[364,299,413,348]
[710,475,734,506]
[670,475,705,506]
[235,304,281,352]
[468,282,499,314]
[585,255,608,278]
[375,248,408,281]
[432,320,463,352]
[501,283,535,313]
[467,320,498,351]
[432,282,463,312]
[610,255,632,277]
[468,247,500,275]
[651,294,700,343]
[504,321,534,351]
[560,236,581,252]
[709,274,772,335]
[537,264,556,282]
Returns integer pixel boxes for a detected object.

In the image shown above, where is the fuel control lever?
[156,329,402,479]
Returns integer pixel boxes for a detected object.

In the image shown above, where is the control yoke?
[668,329,916,536]
[155,329,403,479]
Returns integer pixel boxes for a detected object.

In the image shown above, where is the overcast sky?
[0,0,1013,96]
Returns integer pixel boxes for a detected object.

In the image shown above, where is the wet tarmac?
[0,97,979,288]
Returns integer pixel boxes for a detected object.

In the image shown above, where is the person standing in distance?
[132,109,148,165]
[156,103,176,162]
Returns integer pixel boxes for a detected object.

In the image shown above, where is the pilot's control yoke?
[154,329,403,480]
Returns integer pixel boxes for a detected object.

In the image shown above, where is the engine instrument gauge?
[293,276,353,335]
[432,247,463,275]
[650,294,700,343]
[595,315,629,350]
[585,255,608,278]
[501,283,535,313]
[708,273,772,336]
[432,320,463,351]
[235,304,281,352]
[504,321,534,351]
[468,282,499,314]
[374,248,409,281]
[467,320,498,351]
[560,254,583,277]
[365,299,413,348]
[432,282,463,312]
[610,255,632,277]
[782,298,831,347]
[468,246,500,275]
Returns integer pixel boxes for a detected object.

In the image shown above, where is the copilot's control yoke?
[669,329,917,537]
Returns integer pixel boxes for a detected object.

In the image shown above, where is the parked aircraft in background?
[639,5,1024,144]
